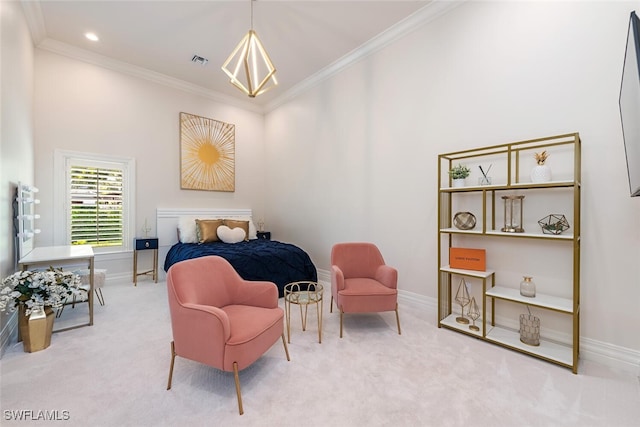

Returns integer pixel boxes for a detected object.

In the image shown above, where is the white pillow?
[177,216,198,243]
[217,225,246,244]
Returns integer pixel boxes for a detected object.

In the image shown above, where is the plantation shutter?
[69,165,124,247]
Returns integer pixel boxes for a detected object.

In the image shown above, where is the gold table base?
[284,281,323,344]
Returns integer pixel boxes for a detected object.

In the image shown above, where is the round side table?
[284,281,323,344]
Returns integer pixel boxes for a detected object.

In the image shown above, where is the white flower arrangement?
[0,268,87,316]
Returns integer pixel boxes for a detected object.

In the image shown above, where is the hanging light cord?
[250,0,254,30]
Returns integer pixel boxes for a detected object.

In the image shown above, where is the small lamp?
[501,195,525,232]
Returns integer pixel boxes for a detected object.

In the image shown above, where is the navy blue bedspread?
[163,240,317,297]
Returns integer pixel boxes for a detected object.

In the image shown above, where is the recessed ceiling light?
[85,32,99,42]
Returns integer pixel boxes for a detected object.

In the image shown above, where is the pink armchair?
[330,242,401,338]
[166,255,290,415]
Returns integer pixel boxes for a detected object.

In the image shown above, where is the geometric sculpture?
[454,278,470,324]
[537,214,570,235]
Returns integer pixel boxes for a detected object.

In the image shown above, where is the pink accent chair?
[330,242,401,338]
[166,255,290,415]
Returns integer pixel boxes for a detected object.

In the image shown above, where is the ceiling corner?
[20,0,46,45]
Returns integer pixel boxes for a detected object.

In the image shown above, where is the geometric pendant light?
[221,0,277,98]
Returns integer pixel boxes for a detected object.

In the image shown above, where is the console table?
[18,245,94,332]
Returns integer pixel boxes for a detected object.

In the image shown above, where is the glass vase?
[519,314,540,346]
[520,276,536,298]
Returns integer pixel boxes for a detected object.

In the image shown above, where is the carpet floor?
[0,279,638,426]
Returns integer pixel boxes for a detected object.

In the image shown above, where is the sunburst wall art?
[180,112,235,192]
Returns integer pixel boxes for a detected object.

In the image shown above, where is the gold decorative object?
[534,150,549,165]
[180,112,235,192]
[18,305,54,352]
[453,212,476,230]
[467,297,480,332]
[531,150,552,182]
[454,278,470,324]
[221,0,277,98]
[538,214,570,235]
[501,195,525,233]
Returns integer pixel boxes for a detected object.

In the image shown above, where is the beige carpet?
[0,278,638,426]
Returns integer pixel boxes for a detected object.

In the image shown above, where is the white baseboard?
[317,268,640,374]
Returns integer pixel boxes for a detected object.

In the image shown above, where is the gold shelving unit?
[437,133,581,373]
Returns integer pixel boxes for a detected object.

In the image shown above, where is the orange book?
[449,247,486,271]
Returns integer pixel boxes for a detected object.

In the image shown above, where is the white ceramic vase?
[452,178,466,188]
[531,164,551,183]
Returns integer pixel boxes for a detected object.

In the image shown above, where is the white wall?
[33,50,267,277]
[0,0,35,352]
[264,1,640,356]
[12,0,640,366]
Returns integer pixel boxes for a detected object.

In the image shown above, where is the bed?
[157,208,317,297]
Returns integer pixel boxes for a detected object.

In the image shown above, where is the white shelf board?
[440,228,483,235]
[440,180,575,192]
[510,180,575,188]
[485,286,573,313]
[441,265,495,278]
[485,325,573,367]
[440,228,574,240]
[439,314,483,338]
[485,230,574,240]
[440,184,503,191]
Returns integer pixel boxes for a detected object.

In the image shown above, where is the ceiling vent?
[191,55,209,66]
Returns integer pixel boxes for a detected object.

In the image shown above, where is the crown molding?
[37,38,265,114]
[264,0,465,113]
[27,0,464,116]
[20,0,46,45]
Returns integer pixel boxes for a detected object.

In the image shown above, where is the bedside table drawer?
[257,231,271,240]
[135,238,158,250]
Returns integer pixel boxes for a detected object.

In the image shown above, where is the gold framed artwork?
[179,112,235,192]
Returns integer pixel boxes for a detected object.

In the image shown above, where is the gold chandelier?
[221,0,277,98]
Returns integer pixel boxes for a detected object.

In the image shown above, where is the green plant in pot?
[449,164,471,187]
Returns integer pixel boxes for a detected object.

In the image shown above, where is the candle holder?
[142,218,151,237]
[454,278,470,324]
[501,195,525,233]
[467,297,480,332]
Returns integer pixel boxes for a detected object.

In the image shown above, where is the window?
[54,151,135,253]
[69,165,123,247]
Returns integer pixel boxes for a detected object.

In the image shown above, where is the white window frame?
[54,150,135,254]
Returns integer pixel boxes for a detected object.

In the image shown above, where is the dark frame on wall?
[619,10,640,197]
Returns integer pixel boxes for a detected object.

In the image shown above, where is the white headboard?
[156,208,253,279]
[156,208,253,247]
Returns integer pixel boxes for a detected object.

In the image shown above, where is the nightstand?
[133,237,158,285]
[257,231,271,240]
